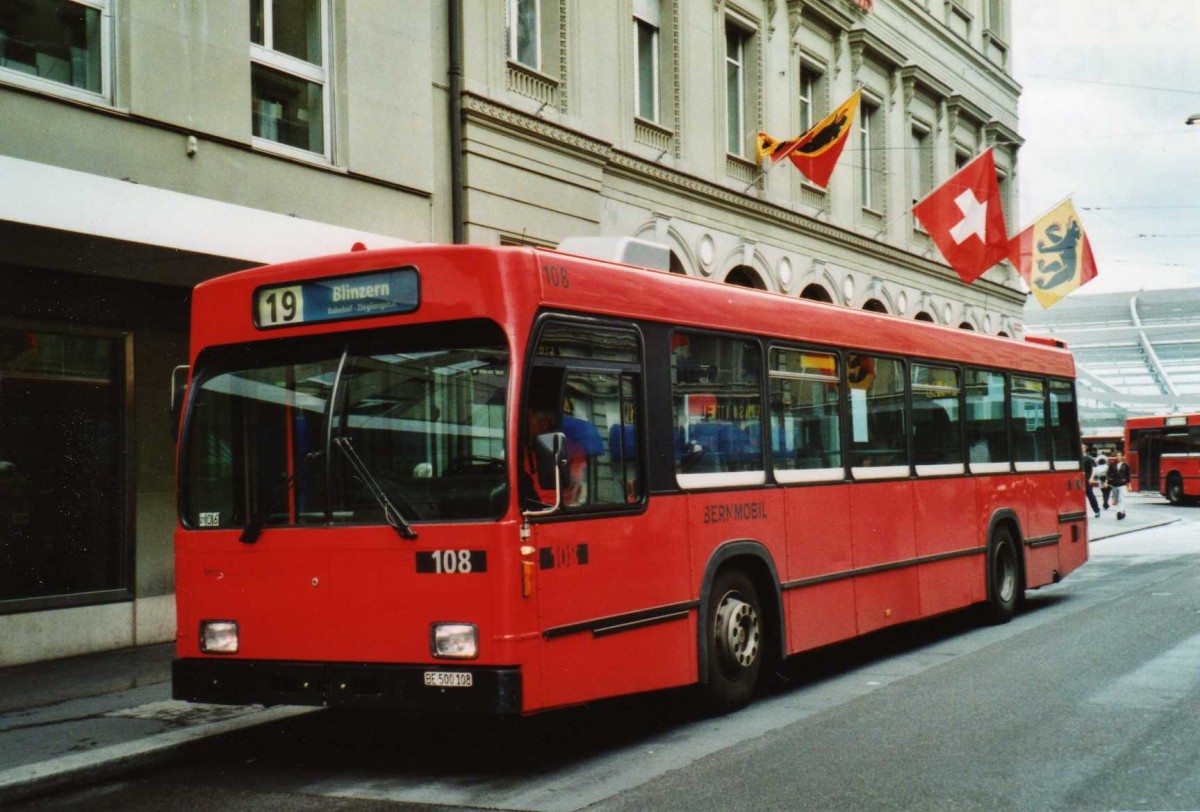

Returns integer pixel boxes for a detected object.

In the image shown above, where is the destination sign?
[254,267,419,329]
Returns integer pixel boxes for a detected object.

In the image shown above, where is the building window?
[910,124,932,207]
[634,0,660,122]
[798,65,824,133]
[859,100,883,212]
[0,0,111,101]
[507,0,540,70]
[725,19,751,157]
[985,0,1004,34]
[0,327,127,609]
[250,0,329,158]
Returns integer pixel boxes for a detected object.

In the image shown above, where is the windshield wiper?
[333,435,417,540]
[241,450,322,544]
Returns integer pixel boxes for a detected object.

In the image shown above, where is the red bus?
[172,244,1088,715]
[1125,413,1200,504]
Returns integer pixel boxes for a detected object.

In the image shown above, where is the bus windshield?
[181,320,510,531]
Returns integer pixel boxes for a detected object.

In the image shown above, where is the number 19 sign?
[255,268,420,329]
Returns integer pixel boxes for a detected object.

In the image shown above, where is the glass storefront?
[0,327,127,609]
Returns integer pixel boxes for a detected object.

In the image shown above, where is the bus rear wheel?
[1166,474,1185,506]
[983,527,1020,625]
[701,569,764,711]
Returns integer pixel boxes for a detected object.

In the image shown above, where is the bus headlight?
[199,620,239,654]
[432,623,478,659]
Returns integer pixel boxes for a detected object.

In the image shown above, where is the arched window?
[800,283,832,302]
[958,322,975,331]
[862,298,887,314]
[669,251,687,275]
[914,311,934,322]
[997,331,1010,338]
[725,265,766,289]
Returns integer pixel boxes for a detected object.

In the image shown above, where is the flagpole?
[1016,193,1075,232]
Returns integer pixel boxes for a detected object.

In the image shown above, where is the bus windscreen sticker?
[255,268,419,328]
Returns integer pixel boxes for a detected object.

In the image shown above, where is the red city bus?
[1125,413,1200,504]
[172,244,1088,715]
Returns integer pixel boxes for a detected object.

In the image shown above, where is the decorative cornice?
[787,0,856,35]
[899,64,953,107]
[946,92,990,132]
[889,0,1021,98]
[985,120,1023,150]
[846,27,906,70]
[463,93,612,162]
[461,92,1021,301]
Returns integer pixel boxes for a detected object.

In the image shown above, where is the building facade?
[0,0,1022,665]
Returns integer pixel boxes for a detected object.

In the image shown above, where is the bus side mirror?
[534,431,567,490]
[170,365,190,441]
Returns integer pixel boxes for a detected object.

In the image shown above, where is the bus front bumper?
[172,658,522,715]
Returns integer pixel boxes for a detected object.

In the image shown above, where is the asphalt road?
[18,499,1200,811]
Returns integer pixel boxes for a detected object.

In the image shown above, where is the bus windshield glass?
[181,321,509,531]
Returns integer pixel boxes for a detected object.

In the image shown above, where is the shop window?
[0,0,110,101]
[0,328,126,609]
[251,0,330,158]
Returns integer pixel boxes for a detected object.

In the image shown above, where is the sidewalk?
[0,507,1180,804]
[0,643,311,805]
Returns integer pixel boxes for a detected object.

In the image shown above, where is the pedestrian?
[1095,450,1110,509]
[1082,444,1100,518]
[1107,450,1131,521]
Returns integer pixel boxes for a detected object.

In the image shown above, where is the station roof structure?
[1022,286,1200,438]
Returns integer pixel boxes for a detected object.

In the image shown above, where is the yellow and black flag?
[1008,199,1099,309]
[756,89,861,188]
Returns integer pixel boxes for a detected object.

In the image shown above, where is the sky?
[1011,1,1200,295]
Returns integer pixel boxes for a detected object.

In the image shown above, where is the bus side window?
[671,332,764,483]
[1011,376,1047,464]
[848,355,907,470]
[965,368,1008,468]
[911,364,962,469]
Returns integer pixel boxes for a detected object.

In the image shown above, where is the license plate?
[423,671,473,688]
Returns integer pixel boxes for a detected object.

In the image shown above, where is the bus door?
[1140,434,1163,492]
[522,321,690,709]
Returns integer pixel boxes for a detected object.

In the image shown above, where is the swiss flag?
[912,148,1009,284]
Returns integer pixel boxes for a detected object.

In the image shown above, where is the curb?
[1089,517,1180,543]
[0,705,315,805]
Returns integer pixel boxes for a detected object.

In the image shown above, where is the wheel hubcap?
[714,591,760,669]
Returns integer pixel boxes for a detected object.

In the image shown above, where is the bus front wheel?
[983,527,1020,625]
[1166,474,1185,506]
[701,569,764,711]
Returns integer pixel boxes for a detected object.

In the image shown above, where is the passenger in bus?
[522,406,586,509]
